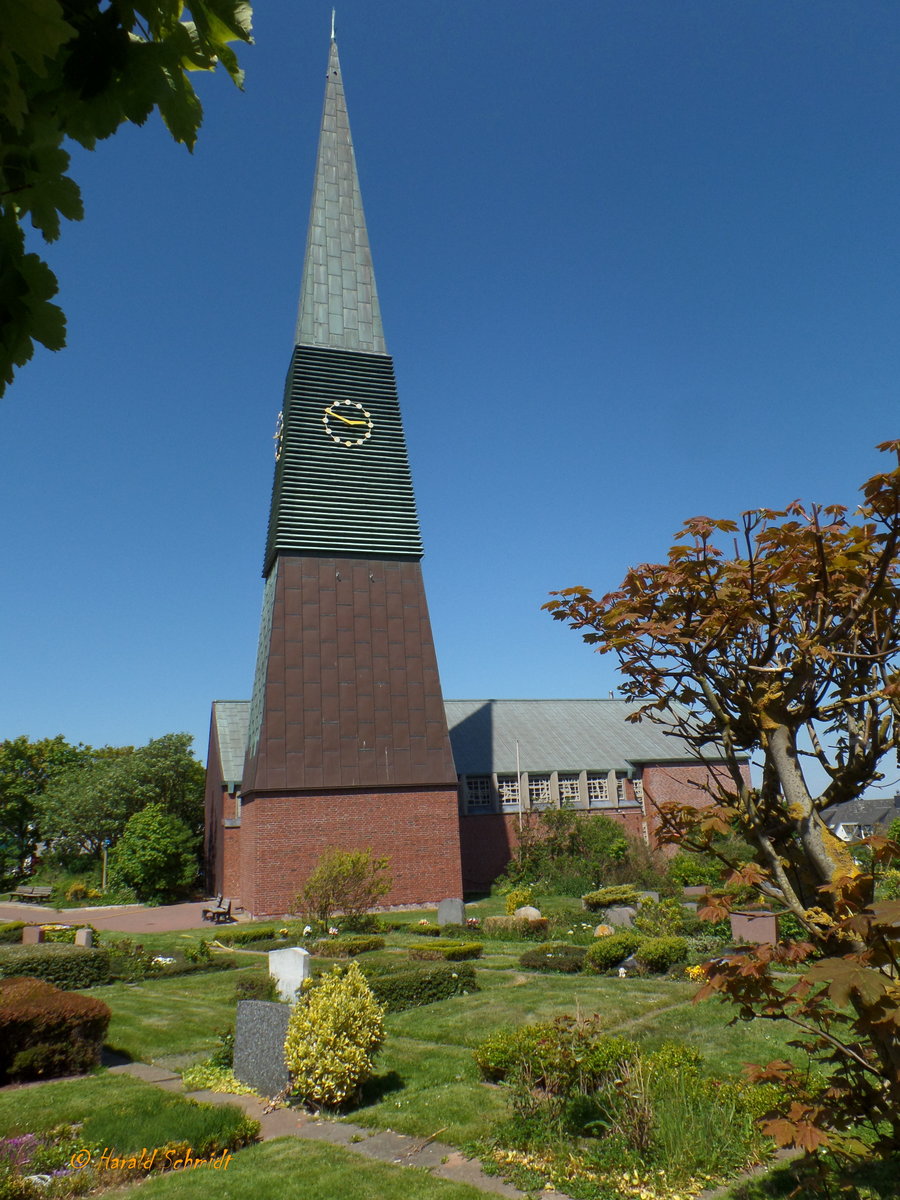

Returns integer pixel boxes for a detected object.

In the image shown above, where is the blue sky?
[2,1,898,779]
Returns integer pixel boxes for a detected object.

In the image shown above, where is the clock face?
[323,399,373,447]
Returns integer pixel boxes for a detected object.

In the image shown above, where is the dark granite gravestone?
[233,1000,291,1098]
[437,898,466,926]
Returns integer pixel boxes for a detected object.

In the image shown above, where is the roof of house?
[210,697,711,786]
[825,795,900,831]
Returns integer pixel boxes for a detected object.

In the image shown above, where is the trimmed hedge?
[519,942,587,973]
[634,935,689,973]
[408,940,483,962]
[0,922,26,944]
[582,886,641,912]
[366,962,477,1012]
[0,976,111,1083]
[0,944,111,988]
[213,922,302,946]
[481,915,549,940]
[311,935,385,957]
[584,932,643,972]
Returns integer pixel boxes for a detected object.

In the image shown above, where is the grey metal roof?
[295,38,386,354]
[445,699,707,776]
[213,700,250,789]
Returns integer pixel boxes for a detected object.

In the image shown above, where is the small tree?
[294,848,392,926]
[284,962,385,1108]
[108,803,198,904]
[545,441,900,1156]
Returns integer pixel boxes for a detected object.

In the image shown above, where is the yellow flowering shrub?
[283,961,385,1108]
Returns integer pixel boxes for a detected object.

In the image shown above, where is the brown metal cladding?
[242,554,457,794]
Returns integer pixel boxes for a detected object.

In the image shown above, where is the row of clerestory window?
[459,771,644,815]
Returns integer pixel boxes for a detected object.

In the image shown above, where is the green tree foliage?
[294,848,392,926]
[108,801,197,903]
[0,0,253,394]
[284,962,385,1108]
[38,732,205,857]
[0,735,87,883]
[545,441,900,1154]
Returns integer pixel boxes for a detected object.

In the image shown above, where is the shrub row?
[408,940,483,962]
[366,962,477,1012]
[213,922,300,946]
[0,922,26,944]
[0,944,112,988]
[481,915,549,940]
[0,976,111,1083]
[474,1018,638,1088]
[581,885,641,912]
[311,935,385,957]
[519,934,689,975]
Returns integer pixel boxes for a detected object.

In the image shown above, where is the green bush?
[474,1016,637,1095]
[634,935,689,973]
[518,942,587,973]
[213,922,302,946]
[0,944,111,988]
[502,808,629,895]
[504,885,535,914]
[408,940,483,962]
[481,915,549,940]
[294,847,392,926]
[311,935,385,957]
[583,931,642,972]
[634,898,689,937]
[0,923,25,944]
[108,803,198,904]
[366,962,477,1012]
[473,1022,556,1082]
[877,868,900,900]
[582,885,640,911]
[410,921,442,936]
[667,851,723,887]
[284,961,385,1108]
[0,976,111,1083]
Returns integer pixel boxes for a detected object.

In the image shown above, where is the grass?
[112,1138,490,1200]
[0,1075,169,1135]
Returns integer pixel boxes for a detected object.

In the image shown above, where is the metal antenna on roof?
[331,8,336,40]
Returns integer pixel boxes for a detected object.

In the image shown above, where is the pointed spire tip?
[331,8,336,41]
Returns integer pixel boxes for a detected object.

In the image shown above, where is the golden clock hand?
[328,408,369,427]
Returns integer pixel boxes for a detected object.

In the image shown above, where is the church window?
[558,773,580,806]
[497,775,521,809]
[587,774,610,807]
[528,774,552,809]
[465,776,492,812]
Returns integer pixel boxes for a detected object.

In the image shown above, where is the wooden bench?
[203,898,233,924]
[10,886,53,903]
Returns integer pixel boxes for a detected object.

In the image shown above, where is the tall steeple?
[295,37,385,354]
[232,29,463,917]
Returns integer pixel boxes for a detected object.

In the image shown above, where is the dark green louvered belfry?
[261,38,422,573]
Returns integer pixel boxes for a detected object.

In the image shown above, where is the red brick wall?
[222,822,241,901]
[237,786,462,917]
[459,807,646,891]
[641,761,749,852]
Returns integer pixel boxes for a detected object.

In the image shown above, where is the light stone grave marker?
[74,928,93,947]
[437,898,466,926]
[268,946,310,1002]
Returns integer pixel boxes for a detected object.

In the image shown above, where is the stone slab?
[513,906,541,920]
[233,1000,291,1098]
[268,946,310,1002]
[604,906,636,928]
[74,928,93,947]
[437,898,466,926]
[21,926,43,944]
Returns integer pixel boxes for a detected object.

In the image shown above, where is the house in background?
[825,796,900,842]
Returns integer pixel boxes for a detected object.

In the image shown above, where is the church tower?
[231,33,463,916]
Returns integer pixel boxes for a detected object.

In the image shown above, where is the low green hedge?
[366,962,477,1011]
[481,915,549,940]
[0,975,111,1083]
[582,886,641,912]
[213,922,302,946]
[634,935,689,973]
[408,940,483,962]
[0,944,111,988]
[311,935,385,957]
[0,922,26,944]
[584,932,643,972]
[519,942,587,973]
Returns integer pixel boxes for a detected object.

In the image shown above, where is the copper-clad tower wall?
[234,35,462,916]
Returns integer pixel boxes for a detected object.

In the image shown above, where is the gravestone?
[21,926,43,944]
[437,898,466,926]
[604,906,636,928]
[637,891,660,904]
[268,946,310,1002]
[513,905,542,921]
[74,928,93,947]
[730,911,778,946]
[233,1000,290,1098]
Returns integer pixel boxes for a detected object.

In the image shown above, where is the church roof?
[211,697,711,784]
[445,699,707,776]
[295,37,386,354]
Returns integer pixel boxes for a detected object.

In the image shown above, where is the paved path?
[0,900,233,933]
[108,1062,566,1199]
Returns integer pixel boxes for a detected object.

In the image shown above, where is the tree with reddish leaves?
[545,441,900,1158]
